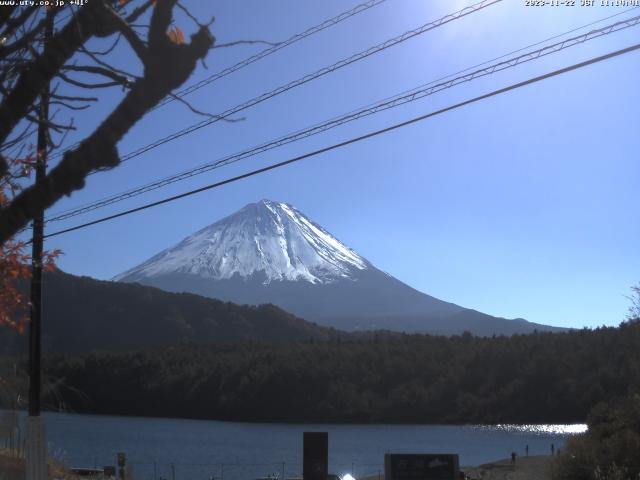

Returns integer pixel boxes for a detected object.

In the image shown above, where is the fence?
[61,459,385,480]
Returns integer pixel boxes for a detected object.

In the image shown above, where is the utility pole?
[26,11,53,480]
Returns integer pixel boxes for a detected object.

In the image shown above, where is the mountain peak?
[245,198,283,210]
[114,200,368,285]
[257,198,281,207]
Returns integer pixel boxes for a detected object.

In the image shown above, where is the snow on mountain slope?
[114,200,368,285]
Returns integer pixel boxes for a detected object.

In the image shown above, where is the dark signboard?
[385,454,459,480]
[303,432,328,480]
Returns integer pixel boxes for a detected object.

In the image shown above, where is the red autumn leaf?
[0,156,63,333]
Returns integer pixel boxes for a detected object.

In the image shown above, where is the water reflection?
[476,424,587,434]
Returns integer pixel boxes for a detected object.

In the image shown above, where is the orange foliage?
[0,240,30,333]
[167,26,185,45]
[0,156,61,333]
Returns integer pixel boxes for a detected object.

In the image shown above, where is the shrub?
[553,394,640,480]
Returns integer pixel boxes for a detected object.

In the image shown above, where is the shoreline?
[0,448,555,480]
[359,456,555,480]
[1,449,557,480]
[16,409,589,428]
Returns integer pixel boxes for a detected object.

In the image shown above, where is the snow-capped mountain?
[115,200,564,336]
[114,200,368,285]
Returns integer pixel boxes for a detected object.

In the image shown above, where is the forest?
[25,319,640,424]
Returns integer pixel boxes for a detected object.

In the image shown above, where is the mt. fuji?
[115,200,562,335]
[115,200,368,286]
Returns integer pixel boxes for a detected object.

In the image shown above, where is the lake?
[24,412,585,480]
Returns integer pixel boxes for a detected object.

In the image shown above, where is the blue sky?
[34,0,640,329]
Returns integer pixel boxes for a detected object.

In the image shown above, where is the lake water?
[22,412,585,480]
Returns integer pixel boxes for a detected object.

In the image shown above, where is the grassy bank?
[0,448,82,480]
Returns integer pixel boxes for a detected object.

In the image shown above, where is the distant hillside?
[1,270,339,354]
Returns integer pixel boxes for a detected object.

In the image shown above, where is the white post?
[26,416,48,480]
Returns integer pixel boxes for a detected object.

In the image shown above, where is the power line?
[155,0,390,109]
[120,0,501,162]
[45,12,640,224]
[48,0,389,160]
[41,41,640,240]
[48,0,501,164]
[46,10,639,221]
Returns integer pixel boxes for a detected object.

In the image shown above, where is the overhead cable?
[48,0,502,163]
[45,12,640,223]
[156,0,390,109]
[48,0,390,159]
[41,41,640,240]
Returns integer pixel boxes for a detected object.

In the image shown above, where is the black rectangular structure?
[385,454,460,480]
[303,432,328,480]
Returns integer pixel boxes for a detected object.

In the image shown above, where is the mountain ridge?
[1,269,340,354]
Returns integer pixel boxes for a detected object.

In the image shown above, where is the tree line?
[33,319,640,424]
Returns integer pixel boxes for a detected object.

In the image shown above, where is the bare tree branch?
[105,8,149,62]
[0,14,48,60]
[49,101,92,111]
[125,0,156,24]
[168,91,244,122]
[61,64,134,86]
[1,121,36,153]
[176,2,215,29]
[0,155,7,179]
[0,7,36,42]
[0,0,215,244]
[0,6,18,31]
[50,93,99,103]
[0,1,120,145]
[79,44,138,79]
[57,71,127,90]
[25,114,75,134]
[82,33,122,56]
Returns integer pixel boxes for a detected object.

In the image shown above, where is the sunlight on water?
[482,424,587,435]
